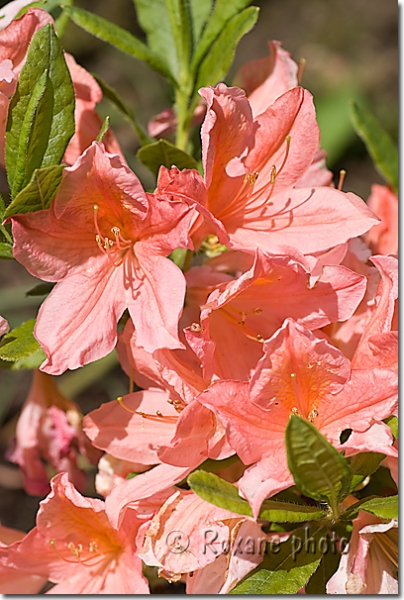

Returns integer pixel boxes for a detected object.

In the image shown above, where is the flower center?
[93,205,132,261]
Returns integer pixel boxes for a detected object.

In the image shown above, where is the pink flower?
[0,314,9,336]
[185,248,367,381]
[158,84,378,253]
[364,184,398,255]
[10,142,193,374]
[8,370,100,495]
[327,511,398,594]
[0,523,46,593]
[4,473,150,593]
[198,319,397,515]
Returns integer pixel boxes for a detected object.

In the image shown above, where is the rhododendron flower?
[327,512,398,594]
[158,84,378,253]
[5,473,150,593]
[0,314,8,336]
[8,370,100,495]
[95,454,150,498]
[364,184,398,255]
[139,489,271,590]
[185,248,367,381]
[10,142,193,374]
[198,319,398,515]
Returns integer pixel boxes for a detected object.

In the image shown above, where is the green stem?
[175,88,191,151]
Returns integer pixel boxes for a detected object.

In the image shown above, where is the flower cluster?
[0,5,398,595]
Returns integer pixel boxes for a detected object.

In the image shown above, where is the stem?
[175,88,191,151]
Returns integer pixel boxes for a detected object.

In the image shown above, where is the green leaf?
[343,495,398,521]
[0,319,43,362]
[0,347,46,370]
[188,471,327,523]
[305,547,342,594]
[92,73,151,145]
[348,452,384,493]
[189,0,212,45]
[165,0,192,85]
[229,525,326,594]
[63,6,173,83]
[191,0,252,72]
[350,101,398,193]
[192,7,258,104]
[137,138,197,177]
[286,416,352,518]
[0,242,13,259]
[384,415,398,440]
[6,24,75,198]
[96,116,110,142]
[26,282,55,297]
[4,165,64,218]
[132,0,179,82]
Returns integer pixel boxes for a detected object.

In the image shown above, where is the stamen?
[338,169,346,191]
[117,396,178,423]
[290,373,306,418]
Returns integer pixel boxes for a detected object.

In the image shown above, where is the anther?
[117,396,178,423]
[338,169,346,191]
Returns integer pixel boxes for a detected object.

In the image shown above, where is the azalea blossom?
[0,523,46,593]
[4,472,150,593]
[9,142,193,374]
[198,319,398,515]
[364,184,398,255]
[327,511,398,594]
[157,84,378,254]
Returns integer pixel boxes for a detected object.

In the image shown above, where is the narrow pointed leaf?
[132,0,180,82]
[193,7,259,103]
[350,101,398,193]
[229,525,326,594]
[96,116,110,142]
[4,165,64,218]
[165,0,192,84]
[62,6,173,83]
[188,470,327,522]
[92,73,151,145]
[26,282,55,297]
[342,495,398,521]
[384,415,398,440]
[6,24,74,198]
[191,0,252,72]
[189,0,212,45]
[285,415,352,517]
[137,138,197,177]
[0,319,42,362]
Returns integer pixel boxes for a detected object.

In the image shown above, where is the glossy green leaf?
[0,347,46,370]
[286,416,352,518]
[6,24,74,198]
[0,242,13,259]
[63,6,173,83]
[229,525,326,594]
[191,0,252,72]
[348,452,384,493]
[188,470,328,523]
[0,319,43,362]
[137,138,197,177]
[193,7,258,103]
[4,165,64,218]
[350,101,398,193]
[343,495,398,522]
[0,195,13,246]
[92,73,151,145]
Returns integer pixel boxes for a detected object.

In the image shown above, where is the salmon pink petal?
[35,257,127,374]
[130,250,186,352]
[228,188,379,255]
[197,381,285,464]
[295,148,333,188]
[318,368,398,440]
[234,40,298,117]
[245,87,319,194]
[365,184,398,255]
[250,319,351,413]
[367,331,398,371]
[339,423,397,458]
[106,464,194,529]
[237,454,294,519]
[83,389,178,464]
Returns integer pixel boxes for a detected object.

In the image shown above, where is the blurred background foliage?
[0,0,398,533]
